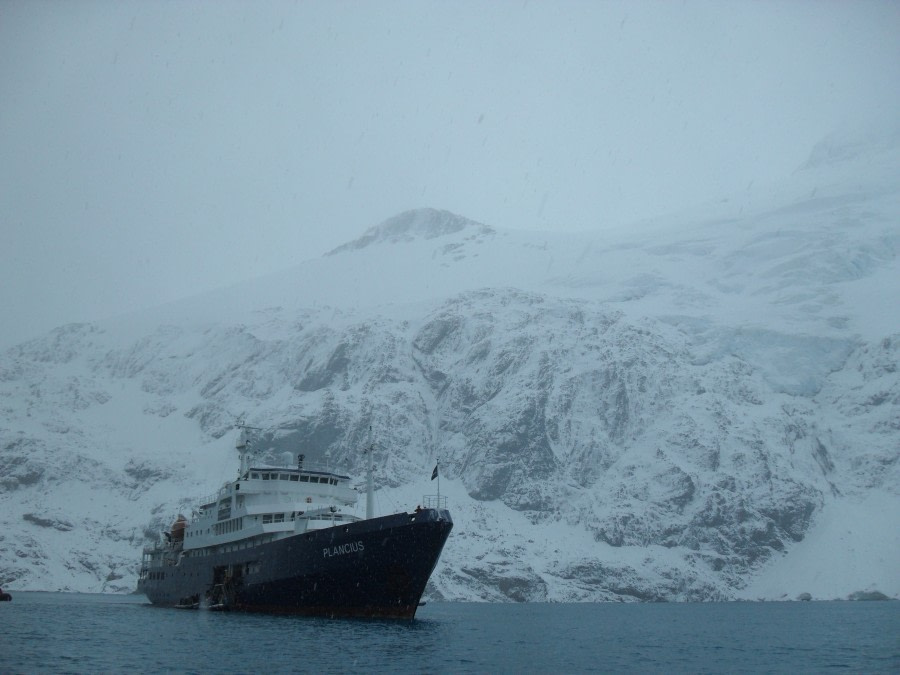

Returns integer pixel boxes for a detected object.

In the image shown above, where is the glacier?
[1,129,898,601]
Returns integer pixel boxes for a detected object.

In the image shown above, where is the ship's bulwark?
[139,508,452,619]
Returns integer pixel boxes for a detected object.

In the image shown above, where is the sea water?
[1,593,897,673]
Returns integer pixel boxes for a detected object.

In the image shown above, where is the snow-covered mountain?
[1,129,898,601]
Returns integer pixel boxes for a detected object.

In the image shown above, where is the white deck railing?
[422,495,448,509]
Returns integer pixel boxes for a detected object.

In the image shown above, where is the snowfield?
[1,128,897,601]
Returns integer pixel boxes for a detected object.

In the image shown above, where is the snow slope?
[739,491,900,601]
[1,128,897,600]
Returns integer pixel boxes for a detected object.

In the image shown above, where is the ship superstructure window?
[274,513,284,523]
[290,475,298,481]
[213,517,243,536]
[299,475,309,482]
[262,473,270,480]
[251,472,259,479]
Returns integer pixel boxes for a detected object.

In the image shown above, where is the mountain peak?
[327,208,494,255]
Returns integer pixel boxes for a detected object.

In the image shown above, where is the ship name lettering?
[323,541,365,558]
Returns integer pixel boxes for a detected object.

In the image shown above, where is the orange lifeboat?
[170,515,188,543]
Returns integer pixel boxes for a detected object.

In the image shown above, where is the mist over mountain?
[1,130,898,601]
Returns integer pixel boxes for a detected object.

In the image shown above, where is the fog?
[2,0,898,347]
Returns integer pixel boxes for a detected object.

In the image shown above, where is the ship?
[137,425,452,618]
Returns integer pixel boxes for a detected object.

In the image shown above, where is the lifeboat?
[170,515,188,543]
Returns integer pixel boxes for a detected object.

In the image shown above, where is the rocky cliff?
[1,133,898,601]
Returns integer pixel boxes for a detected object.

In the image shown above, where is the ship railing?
[196,482,236,509]
[422,495,448,510]
[195,463,351,504]
[197,491,219,509]
[245,462,352,480]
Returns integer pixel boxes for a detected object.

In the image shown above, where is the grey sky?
[2,0,898,347]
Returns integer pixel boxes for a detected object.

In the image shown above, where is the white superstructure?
[142,425,366,568]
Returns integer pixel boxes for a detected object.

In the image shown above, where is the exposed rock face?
[327,208,494,255]
[0,175,898,600]
[0,295,896,598]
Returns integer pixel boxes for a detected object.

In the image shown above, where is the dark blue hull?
[138,508,451,618]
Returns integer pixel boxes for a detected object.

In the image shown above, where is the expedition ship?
[137,426,452,618]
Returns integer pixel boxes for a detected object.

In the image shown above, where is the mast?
[235,421,261,477]
[366,442,375,519]
[236,424,250,477]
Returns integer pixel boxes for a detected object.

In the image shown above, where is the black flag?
[431,464,438,481]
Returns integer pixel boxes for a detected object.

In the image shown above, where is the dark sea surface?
[0,592,897,674]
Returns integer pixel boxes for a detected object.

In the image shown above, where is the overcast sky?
[2,0,898,348]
